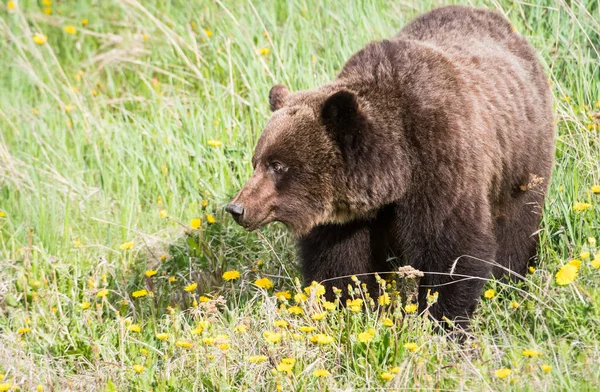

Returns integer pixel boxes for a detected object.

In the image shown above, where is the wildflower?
[133,364,145,373]
[304,281,326,297]
[168,276,177,283]
[484,289,495,299]
[348,298,363,312]
[176,340,193,349]
[33,34,47,45]
[96,289,109,297]
[273,320,288,328]
[294,293,307,303]
[207,140,222,147]
[248,355,268,363]
[81,18,88,26]
[190,218,201,229]
[206,214,216,224]
[592,185,600,194]
[529,266,536,273]
[199,296,210,302]
[382,318,393,327]
[120,241,134,250]
[555,264,578,285]
[218,343,230,351]
[145,270,157,277]
[254,277,273,289]
[404,303,418,313]
[18,327,31,334]
[378,292,391,306]
[511,301,520,309]
[313,369,330,377]
[201,199,208,208]
[591,255,600,268]
[495,368,512,379]
[542,364,552,373]
[311,311,327,321]
[128,324,141,333]
[569,259,582,270]
[310,333,334,344]
[132,289,148,298]
[404,342,419,352]
[0,212,5,218]
[573,202,592,212]
[0,384,10,392]
[522,349,542,358]
[380,372,394,381]
[321,301,336,310]
[80,301,91,310]
[64,26,77,35]
[222,270,240,281]
[589,237,597,246]
[358,330,375,343]
[37,385,44,391]
[258,47,270,55]
[156,333,168,341]
[184,283,197,292]
[299,326,316,333]
[580,251,590,260]
[276,362,293,373]
[202,336,215,345]
[390,366,401,374]
[43,7,51,14]
[275,291,291,300]
[235,325,247,333]
[263,331,282,343]
[159,209,168,218]
[203,28,213,37]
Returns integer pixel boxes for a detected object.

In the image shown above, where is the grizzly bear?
[226,5,554,330]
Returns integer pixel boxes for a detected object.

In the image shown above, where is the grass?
[0,0,599,390]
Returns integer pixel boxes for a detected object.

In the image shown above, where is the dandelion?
[310,333,334,344]
[275,291,291,300]
[133,364,145,373]
[156,333,168,341]
[404,342,419,352]
[321,301,336,311]
[294,293,307,303]
[203,28,213,37]
[299,326,316,333]
[382,318,393,327]
[589,237,597,246]
[132,289,148,298]
[120,241,134,250]
[168,276,177,283]
[511,301,520,309]
[0,384,10,392]
[64,26,77,35]
[254,277,273,289]
[128,324,141,333]
[404,303,418,313]
[96,289,109,297]
[313,369,330,377]
[222,270,240,281]
[81,18,88,26]
[199,296,210,302]
[276,362,293,373]
[184,282,197,292]
[80,301,91,310]
[573,202,592,212]
[176,340,193,349]
[201,199,208,208]
[591,185,600,194]
[190,218,201,229]
[380,372,394,381]
[495,368,512,379]
[529,266,536,274]
[18,327,31,334]
[207,214,216,224]
[235,325,247,333]
[555,264,578,285]
[390,366,401,374]
[158,209,168,219]
[542,364,552,373]
[273,320,288,328]
[263,331,282,343]
[591,255,600,268]
[145,270,157,277]
[248,355,268,363]
[484,289,496,299]
[207,140,222,147]
[378,292,391,306]
[311,311,327,321]
[0,211,5,217]
[522,349,542,358]
[7,1,16,12]
[358,330,375,343]
[258,47,270,55]
[33,34,47,45]
[304,281,326,297]
[36,385,44,391]
[218,343,230,351]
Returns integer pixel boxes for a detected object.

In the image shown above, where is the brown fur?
[227,5,554,329]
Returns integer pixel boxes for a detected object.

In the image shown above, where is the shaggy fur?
[227,5,554,329]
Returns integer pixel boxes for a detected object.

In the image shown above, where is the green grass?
[0,0,599,390]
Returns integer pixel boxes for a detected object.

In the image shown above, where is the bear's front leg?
[297,219,388,302]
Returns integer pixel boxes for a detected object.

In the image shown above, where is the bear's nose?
[225,203,244,217]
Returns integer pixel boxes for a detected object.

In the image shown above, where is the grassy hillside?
[0,0,599,390]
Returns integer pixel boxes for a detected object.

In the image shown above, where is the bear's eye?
[269,161,284,174]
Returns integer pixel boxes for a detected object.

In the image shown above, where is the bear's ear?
[269,84,289,112]
[321,90,359,129]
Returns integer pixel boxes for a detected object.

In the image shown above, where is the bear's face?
[227,84,367,235]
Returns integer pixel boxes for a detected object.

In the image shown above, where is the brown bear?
[226,5,554,330]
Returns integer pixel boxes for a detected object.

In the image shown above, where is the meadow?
[0,0,599,390]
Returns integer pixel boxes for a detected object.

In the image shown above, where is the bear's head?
[226,83,396,236]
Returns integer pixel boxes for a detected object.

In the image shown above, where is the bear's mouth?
[243,212,276,231]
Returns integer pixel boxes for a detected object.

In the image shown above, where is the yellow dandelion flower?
[191,326,204,335]
[588,237,596,246]
[159,209,168,218]
[555,264,578,285]
[380,372,394,381]
[207,214,216,224]
[382,318,393,327]
[511,301,520,309]
[522,349,542,358]
[120,241,134,250]
[128,324,141,333]
[96,289,109,297]
[36,385,44,392]
[294,293,307,303]
[0,211,5,218]
[529,266,536,274]
[258,47,270,55]
[254,277,273,289]
[18,327,31,334]
[569,259,582,270]
[168,276,177,283]
[580,251,590,260]
[64,26,77,35]
[222,270,240,281]
[199,295,210,302]
[190,218,201,229]
[484,289,495,299]
[132,289,148,298]
[202,199,208,208]
[263,331,282,343]
[156,333,168,341]
[176,340,193,348]
[0,383,11,392]
[133,364,145,373]
[542,364,552,373]
[276,362,293,373]
[81,18,88,26]
[591,185,600,194]
[43,7,51,14]
[207,140,222,147]
[184,282,197,292]
[248,355,268,363]
[33,34,47,45]
[358,331,374,343]
[321,301,336,310]
[218,343,230,351]
[145,269,157,277]
[313,369,330,377]
[80,301,91,310]
[378,292,391,306]
[390,366,401,374]
[573,202,592,212]
[309,333,333,344]
[299,326,316,333]
[311,311,327,321]
[275,291,292,300]
[203,28,213,37]
[273,320,288,328]
[404,342,419,352]
[404,303,418,313]
[591,255,600,269]
[495,368,512,379]
[304,281,326,297]
[235,325,247,333]
[7,1,16,12]
[42,0,52,6]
